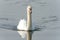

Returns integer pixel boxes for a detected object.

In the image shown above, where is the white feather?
[17,19,27,38]
[17,19,36,38]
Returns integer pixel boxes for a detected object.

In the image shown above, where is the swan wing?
[17,19,27,38]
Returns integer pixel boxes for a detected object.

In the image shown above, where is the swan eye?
[30,8,32,10]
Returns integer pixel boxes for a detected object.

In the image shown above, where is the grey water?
[0,0,60,40]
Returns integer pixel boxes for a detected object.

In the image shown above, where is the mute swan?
[17,5,32,38]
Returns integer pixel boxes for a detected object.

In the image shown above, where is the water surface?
[0,0,60,40]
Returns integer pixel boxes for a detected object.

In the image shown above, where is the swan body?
[17,5,33,38]
[17,19,27,30]
[17,19,28,38]
[17,19,36,38]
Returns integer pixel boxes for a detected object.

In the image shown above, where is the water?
[0,0,60,40]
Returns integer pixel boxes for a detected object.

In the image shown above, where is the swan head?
[27,5,32,14]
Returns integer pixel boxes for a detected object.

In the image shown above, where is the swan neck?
[27,6,32,30]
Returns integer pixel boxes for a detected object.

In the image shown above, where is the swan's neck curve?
[27,6,32,30]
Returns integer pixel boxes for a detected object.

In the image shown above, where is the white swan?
[17,5,32,38]
[17,6,40,38]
